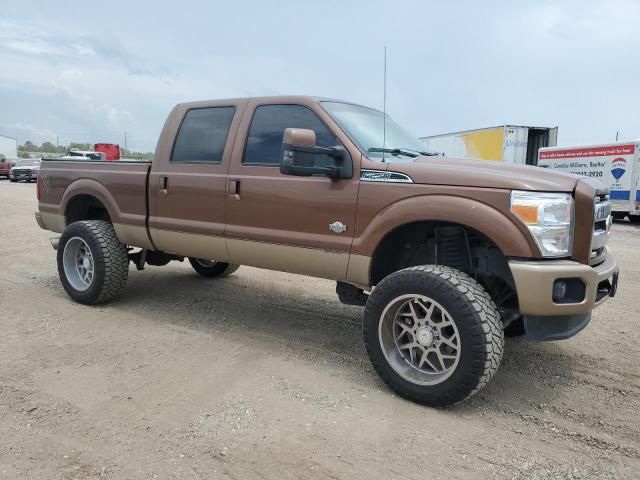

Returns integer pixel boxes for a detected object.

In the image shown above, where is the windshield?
[320,101,434,161]
[16,159,41,167]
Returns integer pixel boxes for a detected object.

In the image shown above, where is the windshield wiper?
[368,147,439,158]
[368,147,419,158]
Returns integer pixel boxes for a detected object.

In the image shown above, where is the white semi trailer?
[420,125,558,165]
[0,134,18,159]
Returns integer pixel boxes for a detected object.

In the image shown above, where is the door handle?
[159,176,169,195]
[228,179,240,200]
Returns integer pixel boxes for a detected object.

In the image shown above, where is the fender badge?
[329,221,347,234]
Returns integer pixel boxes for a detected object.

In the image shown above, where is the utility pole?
[124,131,128,154]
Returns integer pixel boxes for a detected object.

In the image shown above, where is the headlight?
[510,191,574,257]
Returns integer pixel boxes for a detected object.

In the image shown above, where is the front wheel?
[57,220,129,305]
[188,258,239,278]
[363,265,504,407]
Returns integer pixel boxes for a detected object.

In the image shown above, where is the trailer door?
[526,128,551,166]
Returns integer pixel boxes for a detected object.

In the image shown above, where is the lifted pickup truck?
[36,96,619,406]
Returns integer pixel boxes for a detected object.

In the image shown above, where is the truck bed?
[37,158,153,248]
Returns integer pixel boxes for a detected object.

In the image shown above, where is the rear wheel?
[57,220,129,304]
[363,265,504,406]
[629,215,640,224]
[188,258,239,278]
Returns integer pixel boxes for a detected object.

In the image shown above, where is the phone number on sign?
[572,171,603,178]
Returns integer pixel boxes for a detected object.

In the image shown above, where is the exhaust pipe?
[50,237,60,250]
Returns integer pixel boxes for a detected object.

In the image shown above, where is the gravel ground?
[1,180,639,479]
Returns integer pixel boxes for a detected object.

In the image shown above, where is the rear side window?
[171,107,236,163]
[243,104,338,165]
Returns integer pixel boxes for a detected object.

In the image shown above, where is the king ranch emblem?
[329,221,347,234]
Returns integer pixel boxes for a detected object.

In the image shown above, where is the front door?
[148,101,245,260]
[225,100,360,280]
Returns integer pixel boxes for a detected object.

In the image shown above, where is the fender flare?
[59,178,123,226]
[351,194,539,259]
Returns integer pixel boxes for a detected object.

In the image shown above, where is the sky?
[1,0,638,152]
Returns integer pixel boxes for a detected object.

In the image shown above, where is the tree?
[20,141,38,152]
[69,142,92,151]
[41,142,57,153]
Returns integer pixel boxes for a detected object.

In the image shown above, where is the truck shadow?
[101,266,575,411]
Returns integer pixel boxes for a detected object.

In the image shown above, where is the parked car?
[0,154,16,178]
[35,96,618,406]
[10,158,41,182]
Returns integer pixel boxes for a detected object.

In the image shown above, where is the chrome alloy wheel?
[379,294,461,385]
[62,237,95,291]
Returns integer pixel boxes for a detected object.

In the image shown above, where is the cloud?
[0,0,639,151]
[4,39,63,55]
[10,123,58,143]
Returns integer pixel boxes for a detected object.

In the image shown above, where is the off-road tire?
[188,258,240,278]
[57,220,129,305]
[363,265,504,407]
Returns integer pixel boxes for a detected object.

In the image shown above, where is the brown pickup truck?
[35,96,619,406]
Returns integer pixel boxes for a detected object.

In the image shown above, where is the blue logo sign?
[611,157,627,180]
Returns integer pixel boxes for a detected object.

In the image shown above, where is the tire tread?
[363,265,504,406]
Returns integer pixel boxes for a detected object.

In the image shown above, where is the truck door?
[224,99,360,281]
[148,100,246,260]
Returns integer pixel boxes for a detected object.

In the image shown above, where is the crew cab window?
[171,106,236,163]
[243,104,338,166]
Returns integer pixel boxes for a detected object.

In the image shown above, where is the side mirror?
[280,128,347,180]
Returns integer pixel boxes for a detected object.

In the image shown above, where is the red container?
[94,143,120,161]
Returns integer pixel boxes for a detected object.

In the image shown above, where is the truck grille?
[13,169,33,176]
[591,192,611,263]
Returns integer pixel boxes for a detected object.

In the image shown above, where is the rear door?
[148,100,246,260]
[224,99,361,280]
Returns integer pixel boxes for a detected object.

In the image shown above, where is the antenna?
[382,45,387,162]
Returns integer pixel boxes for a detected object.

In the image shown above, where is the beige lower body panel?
[114,224,154,250]
[35,211,65,233]
[346,254,372,287]
[150,228,229,262]
[509,248,618,316]
[227,238,350,281]
[147,229,371,284]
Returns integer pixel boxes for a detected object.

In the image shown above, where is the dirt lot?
[0,180,639,479]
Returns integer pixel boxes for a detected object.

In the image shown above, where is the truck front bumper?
[509,248,618,340]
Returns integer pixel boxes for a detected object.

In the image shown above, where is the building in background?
[0,134,18,160]
[420,125,558,165]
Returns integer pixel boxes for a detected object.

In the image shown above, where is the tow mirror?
[280,128,347,180]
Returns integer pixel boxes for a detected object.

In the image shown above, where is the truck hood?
[387,156,578,192]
